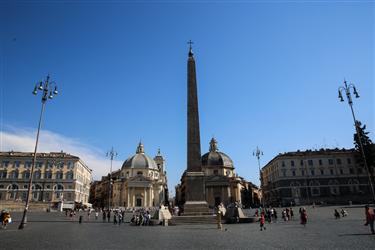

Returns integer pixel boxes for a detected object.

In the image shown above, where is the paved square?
[1,206,374,249]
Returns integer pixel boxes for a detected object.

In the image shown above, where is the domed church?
[176,138,259,208]
[109,142,168,208]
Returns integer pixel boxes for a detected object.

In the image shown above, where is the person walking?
[260,212,266,231]
[107,210,111,223]
[102,210,106,222]
[300,208,307,227]
[364,205,374,234]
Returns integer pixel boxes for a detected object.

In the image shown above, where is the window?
[292,170,296,176]
[0,185,4,189]
[358,168,363,174]
[24,171,31,179]
[337,159,342,165]
[282,161,285,167]
[33,171,41,179]
[137,171,143,176]
[2,161,9,167]
[0,171,7,179]
[300,160,304,166]
[226,170,230,176]
[23,185,28,189]
[319,159,323,166]
[66,172,73,180]
[14,161,21,168]
[36,162,43,168]
[282,170,286,177]
[328,159,334,165]
[67,162,74,169]
[320,169,324,175]
[291,160,295,167]
[347,158,352,164]
[47,161,53,168]
[311,170,315,176]
[330,169,334,175]
[308,160,313,166]
[57,162,64,169]
[301,170,305,176]
[339,169,343,175]
[349,168,354,174]
[10,171,19,179]
[56,172,63,179]
[25,161,32,168]
[213,170,219,175]
[45,172,52,179]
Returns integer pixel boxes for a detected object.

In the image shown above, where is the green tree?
[353,121,375,183]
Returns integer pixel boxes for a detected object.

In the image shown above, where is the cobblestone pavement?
[1,206,374,250]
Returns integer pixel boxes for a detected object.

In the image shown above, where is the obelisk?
[183,41,209,215]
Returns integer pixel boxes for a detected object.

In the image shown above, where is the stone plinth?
[183,172,210,215]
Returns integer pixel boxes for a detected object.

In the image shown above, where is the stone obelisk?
[183,41,209,215]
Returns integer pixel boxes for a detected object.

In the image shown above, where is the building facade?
[175,138,260,208]
[91,142,168,209]
[0,151,92,207]
[261,148,373,206]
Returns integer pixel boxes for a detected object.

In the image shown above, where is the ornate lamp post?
[19,75,59,230]
[253,146,264,207]
[106,147,117,210]
[338,80,375,203]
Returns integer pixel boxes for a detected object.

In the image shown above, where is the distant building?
[261,148,372,206]
[91,142,168,209]
[0,151,92,208]
[175,138,260,208]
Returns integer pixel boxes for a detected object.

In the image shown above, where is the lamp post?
[18,75,58,230]
[253,146,264,207]
[106,147,117,210]
[338,80,375,203]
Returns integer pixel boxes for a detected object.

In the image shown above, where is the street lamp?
[338,80,375,203]
[19,75,59,230]
[106,147,117,210]
[253,146,264,207]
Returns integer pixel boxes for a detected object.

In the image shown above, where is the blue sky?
[1,1,374,194]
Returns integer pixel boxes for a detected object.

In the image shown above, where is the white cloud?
[0,125,122,180]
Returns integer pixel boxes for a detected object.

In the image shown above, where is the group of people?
[334,208,348,219]
[258,207,307,231]
[130,209,152,226]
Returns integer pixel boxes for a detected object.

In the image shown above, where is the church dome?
[201,138,234,168]
[121,142,158,170]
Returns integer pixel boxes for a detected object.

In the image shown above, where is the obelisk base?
[183,172,210,215]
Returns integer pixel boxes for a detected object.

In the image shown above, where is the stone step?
[170,215,219,225]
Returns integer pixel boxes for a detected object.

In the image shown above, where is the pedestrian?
[300,208,307,227]
[113,212,118,225]
[334,209,340,219]
[216,202,226,231]
[364,205,374,234]
[274,209,278,222]
[1,210,11,229]
[102,210,106,222]
[260,212,266,231]
[107,210,111,223]
[290,207,294,220]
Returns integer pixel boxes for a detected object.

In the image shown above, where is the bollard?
[79,215,83,224]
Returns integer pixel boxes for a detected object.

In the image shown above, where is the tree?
[353,121,375,185]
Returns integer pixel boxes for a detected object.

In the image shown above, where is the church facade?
[91,143,168,209]
[175,138,260,208]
